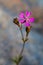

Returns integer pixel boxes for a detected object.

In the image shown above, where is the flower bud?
[13,18,20,27]
[26,26,31,37]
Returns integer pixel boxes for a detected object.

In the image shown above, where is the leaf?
[24,38,28,42]
[18,56,23,63]
[22,38,25,42]
[11,58,18,64]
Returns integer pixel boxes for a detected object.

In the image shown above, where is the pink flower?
[18,11,34,27]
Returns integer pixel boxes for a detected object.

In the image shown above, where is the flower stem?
[16,25,25,65]
[20,41,25,56]
[19,25,25,56]
[12,26,29,65]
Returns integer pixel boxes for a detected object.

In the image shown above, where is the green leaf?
[11,56,23,64]
[11,58,18,64]
[18,56,23,63]
[24,38,28,42]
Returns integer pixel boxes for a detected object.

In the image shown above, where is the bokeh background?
[0,0,43,65]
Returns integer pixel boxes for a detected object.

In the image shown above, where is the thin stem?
[19,41,25,56]
[20,25,24,41]
[16,25,25,65]
[19,25,25,56]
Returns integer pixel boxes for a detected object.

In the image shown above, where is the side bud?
[26,26,32,37]
[13,18,20,27]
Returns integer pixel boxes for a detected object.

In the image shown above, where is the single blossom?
[18,11,34,26]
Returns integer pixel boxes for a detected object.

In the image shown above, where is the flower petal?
[25,11,31,17]
[18,18,25,23]
[24,22,30,27]
[29,17,34,22]
[19,12,24,18]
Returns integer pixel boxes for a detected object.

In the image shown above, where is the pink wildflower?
[18,11,34,26]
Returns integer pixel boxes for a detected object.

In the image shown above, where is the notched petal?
[24,22,30,27]
[18,18,25,23]
[19,12,24,18]
[25,11,31,17]
[29,17,34,22]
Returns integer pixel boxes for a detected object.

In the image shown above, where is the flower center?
[25,16,29,22]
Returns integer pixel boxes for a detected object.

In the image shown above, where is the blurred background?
[0,0,43,65]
